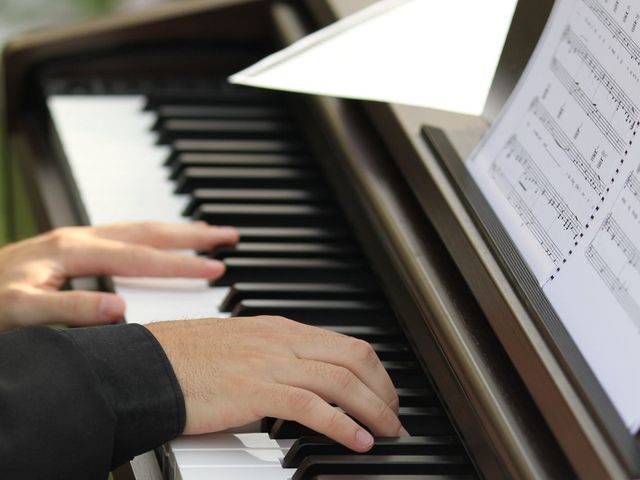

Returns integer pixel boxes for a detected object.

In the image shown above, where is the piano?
[4,0,639,478]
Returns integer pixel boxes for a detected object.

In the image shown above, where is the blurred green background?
[0,0,173,246]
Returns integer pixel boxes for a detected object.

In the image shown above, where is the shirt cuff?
[61,323,186,466]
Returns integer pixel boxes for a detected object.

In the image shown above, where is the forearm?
[0,324,185,479]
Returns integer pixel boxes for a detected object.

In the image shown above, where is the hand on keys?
[147,315,406,453]
[0,221,237,331]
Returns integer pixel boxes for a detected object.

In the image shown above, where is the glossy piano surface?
[6,0,624,479]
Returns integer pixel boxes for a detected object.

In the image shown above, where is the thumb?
[27,291,126,327]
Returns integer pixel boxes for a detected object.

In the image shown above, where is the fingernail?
[99,295,125,321]
[204,259,224,271]
[399,427,410,437]
[355,428,374,448]
[216,226,238,236]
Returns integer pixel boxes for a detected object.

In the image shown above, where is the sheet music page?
[230,0,517,115]
[468,0,640,432]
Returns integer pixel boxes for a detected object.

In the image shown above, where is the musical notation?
[468,0,640,434]
[586,173,640,330]
[470,0,640,282]
[490,135,580,269]
[556,26,638,137]
[585,242,640,328]
[530,96,606,197]
[582,0,640,65]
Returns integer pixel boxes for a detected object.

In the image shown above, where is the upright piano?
[4,0,640,478]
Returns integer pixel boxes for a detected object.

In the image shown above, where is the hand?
[146,316,405,452]
[0,222,238,331]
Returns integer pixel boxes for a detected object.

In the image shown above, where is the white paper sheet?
[230,0,517,115]
[467,0,640,432]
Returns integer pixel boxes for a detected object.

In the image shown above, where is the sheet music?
[468,0,640,432]
[230,0,517,115]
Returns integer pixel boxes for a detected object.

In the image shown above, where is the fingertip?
[354,428,374,452]
[203,258,226,279]
[214,226,240,243]
[99,294,126,322]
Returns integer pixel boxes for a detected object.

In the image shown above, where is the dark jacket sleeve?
[0,323,186,480]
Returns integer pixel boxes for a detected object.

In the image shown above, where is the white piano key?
[48,95,187,225]
[114,280,230,324]
[49,95,230,322]
[179,466,294,480]
[171,433,294,451]
[174,449,285,466]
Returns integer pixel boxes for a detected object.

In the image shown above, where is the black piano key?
[283,436,463,468]
[145,88,279,109]
[324,325,402,343]
[213,258,373,286]
[270,406,452,439]
[400,407,454,436]
[183,188,330,216]
[157,118,295,143]
[292,454,472,479]
[176,167,319,193]
[269,418,318,439]
[154,104,288,123]
[194,204,339,227]
[235,227,349,243]
[366,344,415,362]
[166,139,306,165]
[170,153,312,179]
[212,242,357,260]
[396,388,438,407]
[383,361,428,388]
[220,282,376,311]
[231,299,394,325]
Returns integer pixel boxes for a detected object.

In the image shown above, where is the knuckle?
[127,244,155,259]
[325,407,344,432]
[43,228,80,252]
[373,400,394,426]
[350,338,378,366]
[387,394,400,414]
[267,315,294,327]
[141,221,168,242]
[286,389,315,413]
[329,365,355,389]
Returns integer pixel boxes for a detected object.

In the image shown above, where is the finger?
[258,383,375,452]
[271,359,403,437]
[13,290,125,326]
[290,333,399,413]
[60,237,225,279]
[91,221,239,250]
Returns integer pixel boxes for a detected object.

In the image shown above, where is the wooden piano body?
[3,0,637,478]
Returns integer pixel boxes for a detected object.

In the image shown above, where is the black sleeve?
[0,323,186,480]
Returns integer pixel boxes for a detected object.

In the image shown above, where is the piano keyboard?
[47,77,478,479]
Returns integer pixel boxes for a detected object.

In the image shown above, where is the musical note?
[490,135,581,268]
[552,29,631,153]
[585,173,640,326]
[530,97,607,196]
[582,0,640,66]
[557,26,638,133]
[468,0,640,434]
